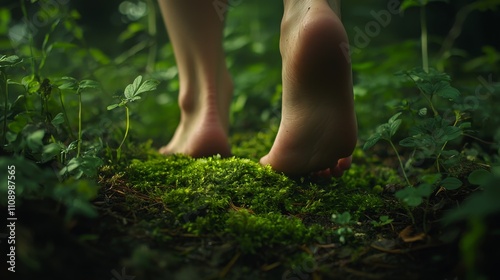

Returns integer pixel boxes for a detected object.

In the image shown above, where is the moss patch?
[91,127,441,279]
[119,145,393,255]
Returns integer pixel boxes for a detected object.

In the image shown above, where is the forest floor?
[5,128,493,280]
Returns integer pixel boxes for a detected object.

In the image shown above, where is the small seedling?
[331,211,354,243]
[107,75,159,158]
[371,215,394,227]
[363,112,411,186]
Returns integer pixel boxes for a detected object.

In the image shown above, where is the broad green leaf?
[332,211,351,225]
[436,85,460,100]
[124,83,135,99]
[8,114,29,134]
[379,216,392,223]
[440,177,462,190]
[26,130,45,152]
[363,133,381,150]
[468,169,490,186]
[421,173,442,185]
[0,54,21,67]
[41,143,62,163]
[388,112,402,124]
[389,119,402,137]
[51,113,65,126]
[459,122,471,129]
[416,183,434,197]
[399,135,419,148]
[22,75,40,94]
[443,126,462,141]
[123,75,142,99]
[132,75,142,94]
[21,75,35,87]
[136,79,159,95]
[58,77,78,90]
[107,104,120,110]
[79,79,99,90]
[395,187,423,207]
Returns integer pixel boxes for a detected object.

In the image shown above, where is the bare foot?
[260,0,357,176]
[159,73,233,158]
[158,0,233,158]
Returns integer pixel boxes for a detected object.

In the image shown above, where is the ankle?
[177,76,233,117]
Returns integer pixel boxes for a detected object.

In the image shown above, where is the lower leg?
[260,0,357,176]
[158,0,233,157]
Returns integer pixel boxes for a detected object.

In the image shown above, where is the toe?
[159,145,170,155]
[337,156,352,171]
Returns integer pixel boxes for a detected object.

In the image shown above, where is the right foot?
[259,0,358,176]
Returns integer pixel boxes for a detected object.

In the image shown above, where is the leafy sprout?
[107,75,159,158]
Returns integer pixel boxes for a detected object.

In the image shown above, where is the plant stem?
[405,205,416,225]
[58,89,76,140]
[420,5,429,73]
[407,74,438,116]
[117,105,130,152]
[435,111,460,172]
[422,197,430,232]
[389,139,412,187]
[146,0,157,72]
[20,0,37,78]
[77,91,82,157]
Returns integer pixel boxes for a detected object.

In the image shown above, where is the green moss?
[118,135,397,254]
[224,210,327,253]
[340,162,402,190]
[231,125,278,161]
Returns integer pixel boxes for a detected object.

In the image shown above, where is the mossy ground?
[8,128,466,280]
[82,128,461,280]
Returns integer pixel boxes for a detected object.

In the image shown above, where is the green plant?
[331,211,355,243]
[442,167,500,280]
[58,77,99,157]
[0,54,22,146]
[107,75,159,158]
[399,0,438,72]
[371,215,394,227]
[363,112,410,186]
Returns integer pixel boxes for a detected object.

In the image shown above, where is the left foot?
[260,0,357,176]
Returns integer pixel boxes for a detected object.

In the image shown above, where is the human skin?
[159,0,357,177]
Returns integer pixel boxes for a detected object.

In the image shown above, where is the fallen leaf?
[398,226,426,243]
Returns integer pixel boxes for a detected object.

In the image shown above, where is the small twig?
[218,251,241,278]
[420,5,429,73]
[260,262,281,272]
